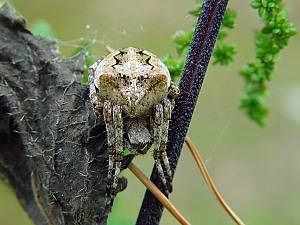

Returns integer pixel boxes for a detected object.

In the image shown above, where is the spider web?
[57,25,111,59]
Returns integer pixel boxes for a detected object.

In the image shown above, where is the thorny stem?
[136,0,229,224]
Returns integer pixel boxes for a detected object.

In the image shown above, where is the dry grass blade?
[105,45,115,53]
[128,163,191,225]
[184,136,246,225]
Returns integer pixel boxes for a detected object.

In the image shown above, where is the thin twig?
[184,136,246,225]
[128,163,191,225]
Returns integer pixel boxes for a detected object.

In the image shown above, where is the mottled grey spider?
[88,47,179,194]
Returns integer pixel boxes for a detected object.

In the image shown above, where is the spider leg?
[160,99,173,183]
[103,101,115,189]
[112,105,123,191]
[89,60,103,117]
[152,104,168,191]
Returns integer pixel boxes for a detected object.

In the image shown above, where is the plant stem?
[136,0,229,224]
[128,163,190,225]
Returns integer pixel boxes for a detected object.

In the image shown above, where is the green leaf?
[171,30,193,55]
[70,40,94,85]
[213,43,235,65]
[122,147,132,157]
[188,5,201,17]
[163,0,237,81]
[163,55,184,80]
[222,9,237,29]
[30,20,54,39]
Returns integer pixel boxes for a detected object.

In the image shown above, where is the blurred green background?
[0,0,299,224]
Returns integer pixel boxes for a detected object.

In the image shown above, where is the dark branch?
[136,0,229,224]
[0,3,128,225]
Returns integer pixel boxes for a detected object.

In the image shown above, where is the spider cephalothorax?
[89,47,178,194]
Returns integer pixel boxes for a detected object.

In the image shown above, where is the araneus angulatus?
[88,47,179,195]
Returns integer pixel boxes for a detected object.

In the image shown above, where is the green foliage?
[122,147,132,157]
[70,40,94,85]
[164,0,296,126]
[240,0,296,126]
[213,9,236,65]
[213,42,235,65]
[30,20,54,39]
[162,54,185,80]
[163,0,236,80]
[171,30,193,56]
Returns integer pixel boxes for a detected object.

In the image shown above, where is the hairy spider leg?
[112,105,123,190]
[152,104,169,192]
[103,101,115,190]
[160,99,173,183]
[89,60,103,117]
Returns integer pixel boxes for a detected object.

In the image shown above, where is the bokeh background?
[0,0,299,224]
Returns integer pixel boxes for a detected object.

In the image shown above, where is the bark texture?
[0,3,127,225]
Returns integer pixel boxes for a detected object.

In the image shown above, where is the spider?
[88,47,179,195]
